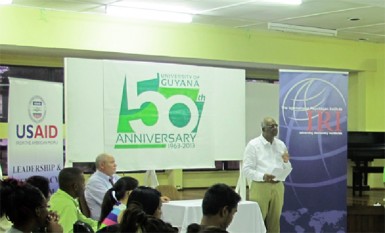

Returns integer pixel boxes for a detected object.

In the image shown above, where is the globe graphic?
[278,74,348,232]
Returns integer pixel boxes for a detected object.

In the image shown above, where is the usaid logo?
[28,95,46,124]
[17,95,58,140]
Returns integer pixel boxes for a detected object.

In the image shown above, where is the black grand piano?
[348,131,385,196]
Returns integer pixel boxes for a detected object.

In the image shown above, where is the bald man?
[85,153,120,220]
[242,117,292,233]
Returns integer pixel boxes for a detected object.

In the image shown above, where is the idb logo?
[116,73,205,142]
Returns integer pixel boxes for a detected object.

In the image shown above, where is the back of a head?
[120,203,176,233]
[127,186,161,216]
[141,216,177,233]
[114,176,139,194]
[58,167,83,191]
[202,183,241,216]
[187,223,202,233]
[99,176,139,224]
[119,203,146,232]
[0,178,45,225]
[26,175,50,199]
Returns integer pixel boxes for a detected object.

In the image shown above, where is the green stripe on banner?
[115,144,166,149]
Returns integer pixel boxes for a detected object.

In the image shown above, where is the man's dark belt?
[256,180,280,184]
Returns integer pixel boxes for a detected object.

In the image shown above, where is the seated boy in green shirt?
[50,167,98,233]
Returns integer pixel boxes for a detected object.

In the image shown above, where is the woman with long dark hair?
[98,176,138,228]
[119,203,176,233]
[126,186,162,218]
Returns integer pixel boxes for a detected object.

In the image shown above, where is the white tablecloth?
[162,199,266,233]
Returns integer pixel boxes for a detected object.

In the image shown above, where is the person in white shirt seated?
[85,153,120,220]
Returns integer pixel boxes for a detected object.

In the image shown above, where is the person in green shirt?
[50,167,98,233]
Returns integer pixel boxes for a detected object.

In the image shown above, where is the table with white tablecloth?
[162,199,266,233]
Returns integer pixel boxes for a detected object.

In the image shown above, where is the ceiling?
[9,0,385,43]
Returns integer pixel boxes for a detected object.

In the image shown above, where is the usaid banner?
[279,71,348,232]
[65,58,245,171]
[8,78,63,192]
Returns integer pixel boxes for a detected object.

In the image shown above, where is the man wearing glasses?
[242,117,292,233]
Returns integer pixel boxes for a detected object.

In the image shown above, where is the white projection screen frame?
[65,58,275,171]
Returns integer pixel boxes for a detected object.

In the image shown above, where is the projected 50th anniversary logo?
[115,72,205,149]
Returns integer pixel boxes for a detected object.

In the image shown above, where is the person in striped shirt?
[98,176,138,228]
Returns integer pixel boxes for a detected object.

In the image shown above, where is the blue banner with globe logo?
[279,71,348,233]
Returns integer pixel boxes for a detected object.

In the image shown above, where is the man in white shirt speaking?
[243,117,292,233]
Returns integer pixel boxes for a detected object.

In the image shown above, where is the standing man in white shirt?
[243,117,292,233]
[85,153,120,220]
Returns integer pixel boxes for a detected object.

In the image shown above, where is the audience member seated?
[187,183,241,233]
[0,178,63,233]
[85,153,120,220]
[97,186,168,233]
[119,203,177,233]
[126,186,163,218]
[26,175,51,199]
[98,176,138,228]
[50,167,98,233]
[25,175,54,232]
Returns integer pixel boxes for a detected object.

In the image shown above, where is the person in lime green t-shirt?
[50,167,98,233]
